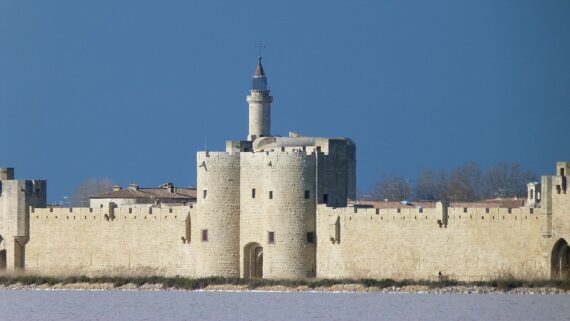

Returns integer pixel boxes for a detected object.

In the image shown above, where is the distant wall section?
[317,204,551,281]
[26,206,194,276]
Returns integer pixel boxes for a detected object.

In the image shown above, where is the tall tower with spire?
[247,57,273,141]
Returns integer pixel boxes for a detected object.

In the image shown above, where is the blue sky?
[1,1,569,203]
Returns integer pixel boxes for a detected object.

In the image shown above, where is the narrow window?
[508,208,512,214]
[485,208,489,214]
[562,168,565,176]
[203,190,207,199]
[307,232,315,244]
[530,208,534,214]
[323,193,328,204]
[268,231,275,244]
[304,190,310,199]
[397,208,401,213]
[201,229,208,242]
[269,191,273,199]
[252,188,256,198]
[419,208,423,213]
[463,208,467,213]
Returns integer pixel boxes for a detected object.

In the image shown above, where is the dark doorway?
[244,242,263,278]
[551,238,570,279]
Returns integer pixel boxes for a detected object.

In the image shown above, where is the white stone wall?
[26,206,193,276]
[317,204,552,281]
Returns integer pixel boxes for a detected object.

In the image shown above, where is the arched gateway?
[244,242,263,278]
[0,235,6,270]
[551,238,570,279]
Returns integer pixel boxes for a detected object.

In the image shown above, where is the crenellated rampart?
[25,206,195,277]
[317,203,552,281]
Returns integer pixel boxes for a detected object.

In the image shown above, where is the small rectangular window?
[307,232,315,244]
[203,190,207,199]
[508,208,512,214]
[268,231,275,244]
[463,208,467,213]
[562,168,565,176]
[252,188,256,198]
[397,208,401,213]
[419,208,423,213]
[530,208,534,214]
[323,193,328,204]
[269,191,273,199]
[304,190,310,199]
[485,208,489,214]
[201,229,208,242]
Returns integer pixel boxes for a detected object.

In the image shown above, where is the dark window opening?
[323,193,328,204]
[397,208,401,213]
[304,190,310,199]
[269,191,273,199]
[485,208,489,214]
[508,208,512,214]
[203,190,207,199]
[268,231,275,244]
[201,229,208,242]
[252,188,256,198]
[561,168,565,176]
[463,208,468,213]
[530,189,534,200]
[307,232,315,244]
[419,208,423,213]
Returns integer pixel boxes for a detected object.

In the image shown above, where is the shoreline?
[0,282,568,295]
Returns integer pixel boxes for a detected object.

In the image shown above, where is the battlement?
[31,206,190,223]
[318,203,542,227]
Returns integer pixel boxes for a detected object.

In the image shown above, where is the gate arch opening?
[244,242,263,278]
[551,238,570,279]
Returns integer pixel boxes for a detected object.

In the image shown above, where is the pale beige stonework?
[1,60,569,281]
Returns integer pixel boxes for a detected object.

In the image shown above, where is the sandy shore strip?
[0,282,568,294]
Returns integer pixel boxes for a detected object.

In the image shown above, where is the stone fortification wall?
[194,152,240,277]
[26,206,194,276]
[240,150,317,279]
[0,178,46,272]
[317,204,553,281]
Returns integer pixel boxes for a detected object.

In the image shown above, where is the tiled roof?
[91,185,196,201]
[358,198,525,209]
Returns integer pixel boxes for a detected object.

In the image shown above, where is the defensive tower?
[247,57,273,141]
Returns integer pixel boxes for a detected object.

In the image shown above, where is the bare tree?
[485,161,536,198]
[69,177,114,207]
[446,162,483,202]
[415,169,449,201]
[370,176,410,201]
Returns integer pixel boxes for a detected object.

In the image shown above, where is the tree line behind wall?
[369,161,536,202]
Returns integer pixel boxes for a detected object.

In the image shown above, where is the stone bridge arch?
[551,238,570,279]
[244,242,263,279]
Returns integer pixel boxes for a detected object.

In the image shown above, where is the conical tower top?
[251,57,268,91]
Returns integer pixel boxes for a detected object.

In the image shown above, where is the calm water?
[0,290,569,321]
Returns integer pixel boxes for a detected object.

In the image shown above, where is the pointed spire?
[254,57,265,77]
[251,57,268,91]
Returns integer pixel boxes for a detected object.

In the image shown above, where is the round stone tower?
[194,151,241,277]
[240,149,317,279]
[247,57,273,141]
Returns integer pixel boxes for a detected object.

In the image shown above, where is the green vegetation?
[0,275,568,291]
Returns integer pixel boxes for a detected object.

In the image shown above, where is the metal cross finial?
[255,41,266,60]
